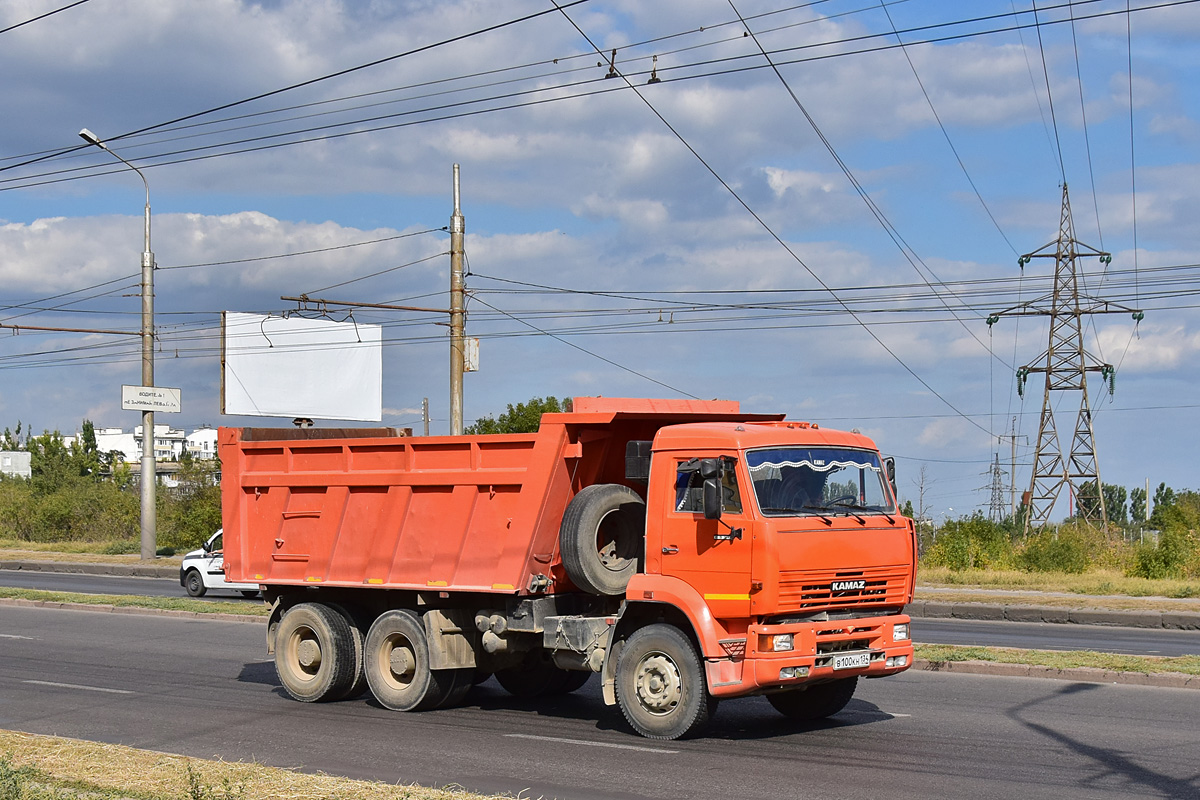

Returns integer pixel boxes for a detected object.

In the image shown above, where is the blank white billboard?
[221,312,382,422]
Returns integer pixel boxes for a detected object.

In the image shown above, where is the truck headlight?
[771,634,794,652]
[893,623,909,642]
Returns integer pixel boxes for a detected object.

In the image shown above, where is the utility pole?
[422,397,430,436]
[449,164,466,435]
[79,128,157,561]
[988,184,1142,533]
[995,417,1026,520]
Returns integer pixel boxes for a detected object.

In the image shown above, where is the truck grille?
[777,565,909,612]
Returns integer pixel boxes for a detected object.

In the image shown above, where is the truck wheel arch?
[601,599,708,707]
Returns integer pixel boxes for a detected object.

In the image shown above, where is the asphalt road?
[3,569,1198,655]
[0,605,1196,800]
[0,568,258,602]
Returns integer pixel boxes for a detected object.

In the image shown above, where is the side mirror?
[202,540,212,553]
[703,477,723,520]
[885,457,897,495]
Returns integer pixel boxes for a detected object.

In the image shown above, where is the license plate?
[833,652,870,670]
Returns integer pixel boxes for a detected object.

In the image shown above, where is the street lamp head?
[78,128,107,149]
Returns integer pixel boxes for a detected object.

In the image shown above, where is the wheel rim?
[283,624,322,683]
[187,573,201,593]
[634,651,682,716]
[596,509,635,572]
[378,632,417,692]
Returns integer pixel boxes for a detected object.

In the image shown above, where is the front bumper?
[705,614,913,698]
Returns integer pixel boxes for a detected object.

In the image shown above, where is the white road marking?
[22,680,133,695]
[0,634,35,640]
[505,733,677,754]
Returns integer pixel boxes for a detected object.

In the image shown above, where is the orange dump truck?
[220,397,915,739]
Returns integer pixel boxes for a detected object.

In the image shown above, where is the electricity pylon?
[986,453,1006,523]
[987,184,1142,533]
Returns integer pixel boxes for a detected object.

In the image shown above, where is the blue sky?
[1,0,1197,522]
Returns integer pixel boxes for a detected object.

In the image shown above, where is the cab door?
[656,455,753,618]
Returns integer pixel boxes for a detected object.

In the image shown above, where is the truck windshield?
[746,447,894,517]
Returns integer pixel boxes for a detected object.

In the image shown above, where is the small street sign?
[122,385,182,413]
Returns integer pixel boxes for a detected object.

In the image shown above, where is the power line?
[0,0,598,175]
[3,0,1193,193]
[0,0,91,35]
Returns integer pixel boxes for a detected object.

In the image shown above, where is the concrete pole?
[449,165,465,435]
[79,129,156,561]
[140,197,156,561]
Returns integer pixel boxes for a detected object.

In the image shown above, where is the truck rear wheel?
[560,484,646,596]
[615,624,714,740]
[326,603,369,700]
[767,676,858,720]
[364,610,457,712]
[274,603,358,703]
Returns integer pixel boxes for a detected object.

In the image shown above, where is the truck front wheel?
[767,676,858,720]
[364,610,458,712]
[274,603,358,703]
[615,624,714,740]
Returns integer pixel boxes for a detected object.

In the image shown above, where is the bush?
[1128,528,1200,580]
[1018,524,1109,574]
[923,513,1014,571]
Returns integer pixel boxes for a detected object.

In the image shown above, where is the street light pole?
[79,128,157,561]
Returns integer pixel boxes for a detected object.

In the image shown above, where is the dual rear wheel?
[273,604,469,710]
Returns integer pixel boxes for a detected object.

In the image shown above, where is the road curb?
[0,596,263,624]
[912,658,1200,690]
[908,599,1200,631]
[0,559,179,579]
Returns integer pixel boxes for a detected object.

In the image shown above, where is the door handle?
[661,545,679,555]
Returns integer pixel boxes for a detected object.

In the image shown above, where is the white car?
[179,530,260,598]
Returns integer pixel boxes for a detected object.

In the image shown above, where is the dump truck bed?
[220,397,782,595]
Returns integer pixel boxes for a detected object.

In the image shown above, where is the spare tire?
[560,483,646,596]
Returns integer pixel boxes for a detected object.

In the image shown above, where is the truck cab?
[603,420,914,736]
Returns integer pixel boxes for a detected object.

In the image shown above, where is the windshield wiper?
[799,505,834,525]
[829,501,895,524]
[827,502,867,525]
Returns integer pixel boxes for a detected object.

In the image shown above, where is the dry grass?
[0,730,509,800]
[913,588,1200,612]
[0,588,269,617]
[0,541,183,564]
[917,566,1200,599]
[915,643,1200,676]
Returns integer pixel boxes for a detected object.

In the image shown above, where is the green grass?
[915,643,1200,676]
[918,566,1200,599]
[0,587,268,617]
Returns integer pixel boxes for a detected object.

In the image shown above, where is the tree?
[27,430,74,494]
[1129,486,1147,523]
[1102,483,1127,524]
[70,420,102,480]
[1150,482,1177,529]
[465,396,572,434]
[2,422,24,451]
